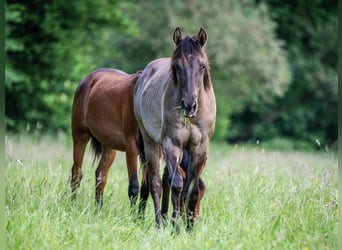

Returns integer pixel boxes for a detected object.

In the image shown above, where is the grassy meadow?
[5,135,338,249]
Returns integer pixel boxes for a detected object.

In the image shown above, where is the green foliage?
[5,0,138,132]
[5,136,338,248]
[5,0,337,149]
[228,0,337,148]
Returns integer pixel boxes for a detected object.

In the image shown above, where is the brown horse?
[134,27,216,229]
[70,68,142,208]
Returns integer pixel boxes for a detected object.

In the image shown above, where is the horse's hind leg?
[125,145,139,207]
[71,131,90,199]
[138,169,149,218]
[95,147,116,208]
[161,166,170,219]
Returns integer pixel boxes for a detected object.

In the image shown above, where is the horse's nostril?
[191,102,197,112]
[181,100,197,114]
[181,100,187,110]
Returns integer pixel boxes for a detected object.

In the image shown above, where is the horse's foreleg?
[71,133,89,199]
[195,177,206,218]
[138,134,162,226]
[150,160,162,227]
[164,140,183,229]
[187,179,201,229]
[186,147,208,230]
[95,148,116,208]
[187,177,206,226]
[125,146,139,207]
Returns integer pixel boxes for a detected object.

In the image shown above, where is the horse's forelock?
[172,36,202,60]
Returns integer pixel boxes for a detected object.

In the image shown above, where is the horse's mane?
[171,36,212,91]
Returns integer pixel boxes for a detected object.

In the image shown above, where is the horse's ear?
[173,27,182,45]
[197,27,208,47]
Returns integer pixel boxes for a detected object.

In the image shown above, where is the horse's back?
[72,68,129,112]
[72,68,140,150]
[134,58,171,143]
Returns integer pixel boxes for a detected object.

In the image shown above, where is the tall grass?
[5,135,338,249]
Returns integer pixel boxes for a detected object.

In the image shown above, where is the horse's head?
[171,27,210,118]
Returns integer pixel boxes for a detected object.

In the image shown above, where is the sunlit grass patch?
[5,135,338,249]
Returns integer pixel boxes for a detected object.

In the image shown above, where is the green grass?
[5,135,338,249]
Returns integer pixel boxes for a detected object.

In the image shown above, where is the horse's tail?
[90,134,102,165]
[138,130,148,184]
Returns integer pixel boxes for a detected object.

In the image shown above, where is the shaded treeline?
[5,0,337,150]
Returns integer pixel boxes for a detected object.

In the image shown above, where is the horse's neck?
[197,84,216,125]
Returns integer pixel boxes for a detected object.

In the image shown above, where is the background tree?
[228,0,337,149]
[5,0,138,132]
[5,0,337,150]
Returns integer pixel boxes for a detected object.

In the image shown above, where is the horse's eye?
[200,63,206,72]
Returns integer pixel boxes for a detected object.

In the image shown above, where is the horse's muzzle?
[181,100,197,118]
